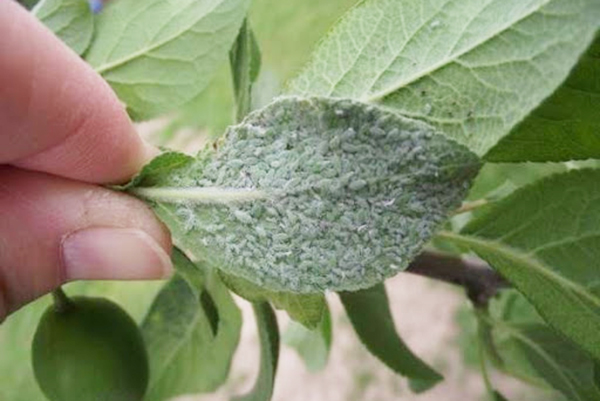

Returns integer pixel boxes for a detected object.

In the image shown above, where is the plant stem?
[51,287,73,313]
[404,251,509,306]
[475,308,505,369]
[478,319,496,399]
[475,307,510,400]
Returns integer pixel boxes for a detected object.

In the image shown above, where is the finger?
[0,167,173,319]
[0,1,153,184]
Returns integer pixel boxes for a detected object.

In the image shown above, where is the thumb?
[0,167,173,321]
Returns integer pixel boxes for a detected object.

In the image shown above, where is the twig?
[51,287,73,313]
[405,251,509,306]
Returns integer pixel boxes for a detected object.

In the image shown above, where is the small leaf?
[220,272,326,329]
[230,19,262,122]
[440,168,600,362]
[282,306,332,372]
[234,302,279,401]
[129,97,480,293]
[486,35,600,162]
[339,284,443,391]
[122,151,196,190]
[32,0,94,55]
[142,249,242,401]
[84,0,250,120]
[288,0,600,156]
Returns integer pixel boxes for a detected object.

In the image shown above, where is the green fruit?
[32,296,149,401]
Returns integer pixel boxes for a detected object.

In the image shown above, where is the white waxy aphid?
[138,97,480,293]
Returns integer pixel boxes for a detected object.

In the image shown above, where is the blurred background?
[172,274,540,401]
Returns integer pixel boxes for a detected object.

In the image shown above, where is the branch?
[405,251,509,306]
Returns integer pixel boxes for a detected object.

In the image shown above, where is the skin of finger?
[0,0,152,184]
[0,167,172,317]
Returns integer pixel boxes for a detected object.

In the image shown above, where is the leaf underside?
[288,0,600,157]
[33,0,94,55]
[84,0,250,120]
[129,96,480,293]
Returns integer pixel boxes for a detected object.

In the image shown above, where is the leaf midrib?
[363,0,551,102]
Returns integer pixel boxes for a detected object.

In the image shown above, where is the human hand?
[0,1,173,321]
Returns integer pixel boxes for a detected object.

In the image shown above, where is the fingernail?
[62,228,173,281]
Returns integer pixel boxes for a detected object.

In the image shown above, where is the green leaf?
[128,96,480,293]
[142,249,242,400]
[234,302,279,401]
[122,151,196,190]
[486,35,600,162]
[339,284,443,391]
[499,324,600,401]
[288,0,600,156]
[84,0,250,120]
[219,272,326,329]
[0,281,162,401]
[491,391,509,401]
[485,291,600,401]
[283,306,332,372]
[467,162,567,202]
[230,19,262,122]
[32,0,94,55]
[439,168,600,362]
